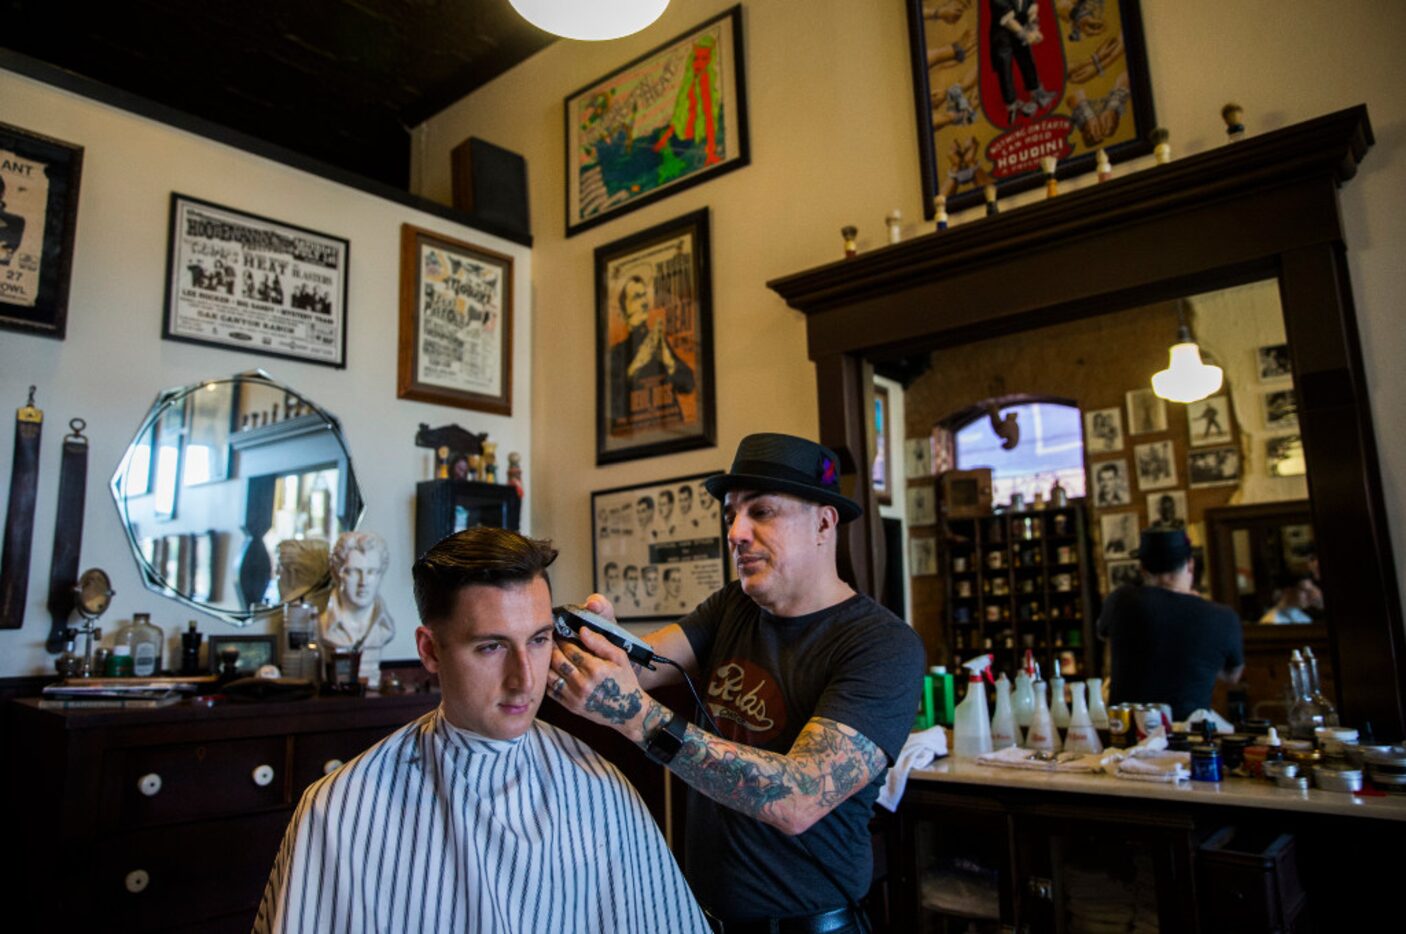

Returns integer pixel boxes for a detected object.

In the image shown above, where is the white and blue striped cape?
[254,707,708,933]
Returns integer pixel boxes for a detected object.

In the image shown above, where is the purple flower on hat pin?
[820,457,837,487]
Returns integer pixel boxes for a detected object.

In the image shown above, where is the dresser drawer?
[290,725,394,792]
[112,735,289,829]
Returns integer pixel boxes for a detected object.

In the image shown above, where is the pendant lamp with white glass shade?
[509,0,670,41]
[1151,314,1223,404]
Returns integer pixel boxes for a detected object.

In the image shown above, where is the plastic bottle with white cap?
[953,655,995,757]
[990,672,1019,750]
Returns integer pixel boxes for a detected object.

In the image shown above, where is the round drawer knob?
[137,772,163,797]
[323,758,344,775]
[251,764,276,787]
[125,869,150,894]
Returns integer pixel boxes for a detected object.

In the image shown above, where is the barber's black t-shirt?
[1097,584,1245,720]
[678,582,924,921]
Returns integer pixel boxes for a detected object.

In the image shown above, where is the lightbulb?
[1152,341,1223,403]
[509,0,670,41]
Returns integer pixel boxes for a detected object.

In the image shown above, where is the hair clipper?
[552,604,659,669]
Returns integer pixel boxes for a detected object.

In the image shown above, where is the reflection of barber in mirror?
[276,539,330,608]
[320,531,395,682]
[1259,572,1323,624]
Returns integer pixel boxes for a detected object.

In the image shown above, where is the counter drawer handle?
[137,773,163,797]
[125,869,150,894]
[323,758,344,775]
[252,764,276,787]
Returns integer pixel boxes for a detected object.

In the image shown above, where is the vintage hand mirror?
[72,567,113,677]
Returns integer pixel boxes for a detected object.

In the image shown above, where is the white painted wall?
[413,0,1406,622]
[0,70,533,677]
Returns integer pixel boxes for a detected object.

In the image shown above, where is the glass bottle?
[1287,649,1332,740]
[106,643,134,677]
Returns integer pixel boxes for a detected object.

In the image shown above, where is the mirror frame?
[109,369,364,627]
[767,106,1405,734]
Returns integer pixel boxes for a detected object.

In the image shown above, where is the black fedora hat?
[704,433,862,523]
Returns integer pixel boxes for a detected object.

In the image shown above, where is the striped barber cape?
[255,707,707,933]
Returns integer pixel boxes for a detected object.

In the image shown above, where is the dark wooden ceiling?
[1,0,555,189]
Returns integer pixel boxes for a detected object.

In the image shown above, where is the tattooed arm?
[552,627,887,836]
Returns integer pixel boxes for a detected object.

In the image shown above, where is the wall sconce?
[509,0,670,41]
[1151,317,1223,404]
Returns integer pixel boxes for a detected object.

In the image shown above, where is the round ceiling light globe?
[509,0,671,41]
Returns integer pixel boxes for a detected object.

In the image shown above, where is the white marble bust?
[319,531,395,682]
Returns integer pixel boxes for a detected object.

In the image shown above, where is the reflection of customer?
[319,531,396,682]
[1260,572,1322,624]
[608,275,695,427]
[1097,529,1244,719]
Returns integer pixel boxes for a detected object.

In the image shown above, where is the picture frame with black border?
[207,634,277,675]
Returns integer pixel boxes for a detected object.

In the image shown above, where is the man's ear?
[415,625,441,674]
[816,504,840,541]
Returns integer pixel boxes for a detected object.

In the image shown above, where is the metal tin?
[1108,704,1134,748]
[1263,760,1300,781]
[1314,766,1363,793]
[1133,703,1169,739]
[1275,774,1310,791]
[1286,748,1322,767]
[1219,734,1252,772]
[1238,718,1272,736]
[1191,744,1222,782]
[1363,746,1406,774]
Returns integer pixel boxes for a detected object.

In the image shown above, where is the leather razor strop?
[1,387,43,630]
[46,418,89,652]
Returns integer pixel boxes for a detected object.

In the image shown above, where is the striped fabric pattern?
[255,708,707,933]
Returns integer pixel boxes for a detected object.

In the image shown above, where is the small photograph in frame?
[596,209,715,465]
[208,634,278,675]
[873,385,893,505]
[909,536,938,577]
[1107,559,1142,590]
[398,224,513,415]
[163,194,349,368]
[1125,388,1167,435]
[1090,459,1131,509]
[0,121,84,339]
[1146,490,1187,530]
[1083,406,1124,454]
[1263,388,1298,430]
[592,472,726,623]
[1266,435,1306,478]
[1188,445,1242,488]
[1186,395,1232,447]
[907,485,937,526]
[905,436,933,478]
[1134,440,1177,491]
[1100,512,1139,560]
[1257,343,1293,381]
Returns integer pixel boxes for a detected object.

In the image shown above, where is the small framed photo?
[1100,512,1140,560]
[1186,395,1232,447]
[1083,407,1124,454]
[1266,434,1306,477]
[1107,560,1142,590]
[0,121,84,339]
[398,224,513,415]
[1263,388,1299,430]
[591,472,726,623]
[907,485,937,526]
[1146,490,1187,529]
[163,194,349,367]
[1134,440,1178,491]
[595,209,716,465]
[208,634,278,675]
[905,436,933,478]
[1189,445,1242,488]
[873,385,893,505]
[1257,343,1293,381]
[1090,459,1131,508]
[1125,388,1167,435]
[909,536,938,577]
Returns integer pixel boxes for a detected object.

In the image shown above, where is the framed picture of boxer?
[595,208,716,465]
[0,121,84,339]
[905,0,1156,216]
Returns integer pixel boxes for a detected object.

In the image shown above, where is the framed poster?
[1090,458,1130,508]
[1187,395,1232,446]
[565,5,749,236]
[906,0,1155,216]
[1146,490,1187,529]
[591,472,726,623]
[163,194,349,367]
[397,224,513,415]
[1188,445,1241,488]
[1125,387,1166,435]
[1083,406,1123,453]
[0,121,83,339]
[595,208,715,464]
[1099,511,1138,559]
[207,634,277,675]
[873,384,893,505]
[1133,439,1177,490]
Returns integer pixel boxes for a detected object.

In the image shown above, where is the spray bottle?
[1013,650,1036,730]
[953,655,995,757]
[1064,681,1103,754]
[1026,679,1061,752]
[1051,659,1071,730]
[991,672,1019,750]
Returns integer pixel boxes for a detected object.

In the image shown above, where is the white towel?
[974,745,1105,773]
[877,726,948,811]
[1115,750,1190,783]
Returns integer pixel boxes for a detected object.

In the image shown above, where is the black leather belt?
[0,387,42,630]
[705,906,860,934]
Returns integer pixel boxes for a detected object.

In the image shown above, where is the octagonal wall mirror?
[110,370,364,627]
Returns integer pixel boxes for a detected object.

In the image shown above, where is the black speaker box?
[451,137,531,244]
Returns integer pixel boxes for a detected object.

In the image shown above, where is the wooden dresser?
[10,692,438,933]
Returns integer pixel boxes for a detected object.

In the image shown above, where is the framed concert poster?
[906,0,1156,216]
[163,194,349,367]
[397,224,513,415]
[0,121,83,339]
[595,208,715,465]
[591,472,726,623]
[564,5,749,237]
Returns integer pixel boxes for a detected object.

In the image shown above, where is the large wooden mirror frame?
[768,107,1404,734]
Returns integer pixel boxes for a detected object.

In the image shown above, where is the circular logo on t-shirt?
[705,659,786,744]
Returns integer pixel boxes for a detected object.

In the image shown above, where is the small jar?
[1220,734,1252,774]
[105,644,134,678]
[1191,744,1223,782]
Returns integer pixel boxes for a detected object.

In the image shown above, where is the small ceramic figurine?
[435,445,450,479]
[508,452,524,498]
[1041,156,1059,197]
[934,195,949,231]
[482,440,498,483]
[1222,102,1245,142]
[1151,127,1171,164]
[319,531,395,684]
[885,210,902,245]
[1096,148,1112,182]
[841,225,858,258]
[984,184,999,216]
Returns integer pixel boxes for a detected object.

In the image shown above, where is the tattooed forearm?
[584,678,643,724]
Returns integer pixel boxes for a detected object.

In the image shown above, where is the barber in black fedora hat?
[550,433,923,933]
[1097,528,1245,721]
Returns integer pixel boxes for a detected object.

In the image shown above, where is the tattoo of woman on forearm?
[584,678,643,723]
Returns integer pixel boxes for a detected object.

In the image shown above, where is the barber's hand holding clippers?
[550,595,656,743]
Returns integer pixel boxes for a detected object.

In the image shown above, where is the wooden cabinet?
[414,479,521,558]
[10,692,436,932]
